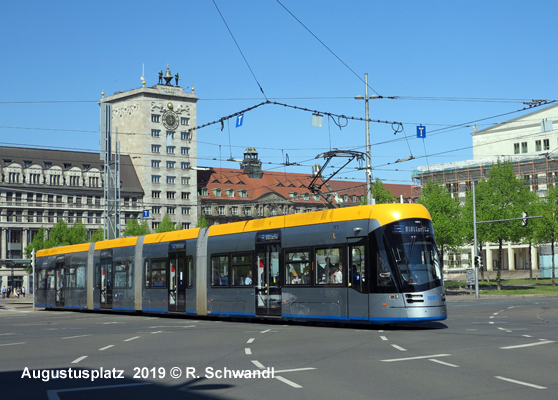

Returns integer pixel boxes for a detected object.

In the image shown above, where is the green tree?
[360,178,397,205]
[123,218,151,237]
[90,227,105,242]
[68,222,88,245]
[468,160,532,290]
[156,213,177,233]
[24,227,48,258]
[196,215,210,228]
[533,184,558,286]
[418,179,462,272]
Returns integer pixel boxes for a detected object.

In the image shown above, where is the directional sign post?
[236,113,244,128]
[417,125,426,138]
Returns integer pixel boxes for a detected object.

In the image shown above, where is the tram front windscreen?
[383,219,443,292]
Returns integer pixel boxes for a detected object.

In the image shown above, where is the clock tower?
[100,66,199,231]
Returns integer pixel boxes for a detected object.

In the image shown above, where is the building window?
[227,189,235,198]
[181,162,190,169]
[181,192,190,200]
[151,145,161,153]
[167,206,175,214]
[181,177,190,185]
[88,177,99,187]
[152,191,160,199]
[49,175,60,185]
[8,172,20,183]
[182,222,191,230]
[536,140,542,152]
[151,114,160,123]
[29,173,40,184]
[153,206,161,214]
[166,161,175,169]
[152,175,160,183]
[214,189,222,197]
[521,142,528,153]
[201,188,208,197]
[151,129,160,137]
[244,207,252,217]
[204,206,212,215]
[182,207,191,215]
[152,160,160,168]
[514,143,520,154]
[180,117,190,126]
[167,176,176,184]
[166,146,175,154]
[181,131,191,140]
[232,206,238,216]
[69,176,80,186]
[167,131,175,139]
[181,147,190,155]
[218,206,225,216]
[167,191,175,199]
[544,139,550,150]
[239,190,247,198]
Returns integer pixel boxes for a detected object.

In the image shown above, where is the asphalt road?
[1,295,558,400]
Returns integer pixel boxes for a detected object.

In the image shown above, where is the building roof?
[198,167,414,205]
[0,146,143,195]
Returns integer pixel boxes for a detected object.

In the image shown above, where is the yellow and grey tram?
[35,204,447,324]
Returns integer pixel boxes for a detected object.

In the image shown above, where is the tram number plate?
[466,268,475,285]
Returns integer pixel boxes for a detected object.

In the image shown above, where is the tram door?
[99,250,113,309]
[348,240,369,320]
[255,242,281,317]
[55,257,65,307]
[168,242,187,313]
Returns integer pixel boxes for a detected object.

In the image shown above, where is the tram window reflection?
[285,250,310,285]
[231,254,252,286]
[211,255,230,287]
[145,259,167,288]
[314,247,342,285]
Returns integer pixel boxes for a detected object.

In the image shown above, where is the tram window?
[187,256,194,288]
[211,255,230,286]
[314,247,343,285]
[114,261,133,289]
[285,250,310,285]
[231,254,252,286]
[46,270,55,289]
[38,268,47,289]
[66,268,76,288]
[349,245,365,292]
[145,259,167,288]
[75,266,86,288]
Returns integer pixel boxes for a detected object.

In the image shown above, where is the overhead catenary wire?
[212,0,268,100]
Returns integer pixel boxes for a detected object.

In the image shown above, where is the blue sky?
[1,0,557,184]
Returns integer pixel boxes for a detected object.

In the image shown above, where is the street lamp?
[355,73,378,205]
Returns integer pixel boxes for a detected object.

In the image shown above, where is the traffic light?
[474,255,483,269]
[522,211,528,227]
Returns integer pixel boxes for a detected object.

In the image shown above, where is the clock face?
[162,111,179,130]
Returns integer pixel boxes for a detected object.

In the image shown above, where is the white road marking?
[381,354,450,362]
[275,375,302,388]
[391,344,407,352]
[61,334,91,340]
[71,356,87,364]
[429,359,459,367]
[495,376,546,389]
[247,338,255,344]
[274,367,316,374]
[124,336,140,342]
[99,345,114,351]
[251,360,265,369]
[0,342,25,347]
[261,329,271,333]
[245,348,252,355]
[500,340,554,350]
[380,336,388,341]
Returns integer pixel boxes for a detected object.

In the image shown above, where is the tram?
[35,204,447,324]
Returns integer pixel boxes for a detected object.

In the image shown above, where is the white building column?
[508,242,515,271]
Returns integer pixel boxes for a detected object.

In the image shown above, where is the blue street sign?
[236,114,244,127]
[417,125,426,138]
[143,210,150,218]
